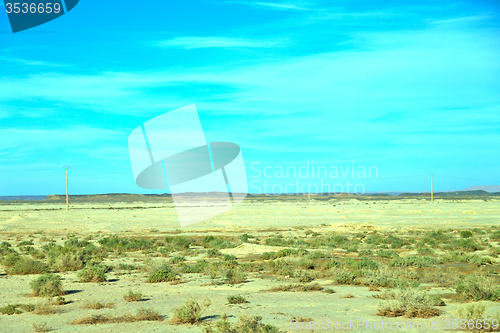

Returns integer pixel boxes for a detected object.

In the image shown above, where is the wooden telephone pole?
[64,165,71,210]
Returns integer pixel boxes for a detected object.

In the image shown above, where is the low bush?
[377,289,441,318]
[82,302,115,310]
[0,303,35,315]
[454,302,487,321]
[6,258,48,275]
[30,273,64,297]
[225,268,246,284]
[123,290,143,302]
[77,263,107,282]
[147,264,177,283]
[390,256,436,268]
[265,283,323,292]
[334,271,357,285]
[71,307,163,324]
[227,295,247,304]
[203,315,280,333]
[455,275,500,301]
[172,298,210,324]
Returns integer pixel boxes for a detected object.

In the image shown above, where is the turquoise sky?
[0,0,499,195]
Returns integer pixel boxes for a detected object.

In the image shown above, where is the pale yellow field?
[0,197,499,333]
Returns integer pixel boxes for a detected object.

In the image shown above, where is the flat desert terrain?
[1,194,499,332]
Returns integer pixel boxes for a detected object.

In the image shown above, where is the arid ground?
[1,194,499,332]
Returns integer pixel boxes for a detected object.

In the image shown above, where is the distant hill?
[0,195,48,201]
[463,185,500,193]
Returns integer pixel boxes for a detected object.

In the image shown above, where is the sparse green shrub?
[1,253,21,267]
[181,260,209,273]
[334,271,357,285]
[490,231,500,241]
[0,304,23,315]
[460,230,473,238]
[207,249,222,257]
[82,302,115,310]
[454,302,487,320]
[77,263,107,282]
[147,264,177,283]
[32,322,52,333]
[123,290,143,302]
[260,248,308,260]
[345,257,378,270]
[445,239,482,252]
[455,275,500,301]
[266,283,322,292]
[227,295,247,304]
[201,236,238,249]
[6,257,48,275]
[171,255,186,264]
[223,254,236,261]
[172,298,210,324]
[416,247,435,256]
[377,289,441,318]
[361,269,410,289]
[225,268,246,284]
[377,250,399,258]
[51,252,85,272]
[295,270,314,283]
[30,273,63,297]
[297,259,314,270]
[390,256,436,268]
[203,315,280,333]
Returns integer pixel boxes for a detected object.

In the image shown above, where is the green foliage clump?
[180,260,209,273]
[377,289,441,318]
[460,230,473,238]
[390,256,436,268]
[225,268,246,284]
[202,235,238,249]
[207,249,222,257]
[445,239,482,252]
[455,275,500,301]
[0,303,35,315]
[172,298,210,324]
[147,264,177,283]
[123,290,143,302]
[260,248,308,260]
[6,257,49,275]
[227,295,247,304]
[203,315,280,333]
[30,273,64,297]
[77,263,108,282]
[334,271,357,285]
[377,250,399,258]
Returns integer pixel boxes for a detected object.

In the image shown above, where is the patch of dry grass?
[264,283,323,292]
[70,308,162,324]
[82,302,115,310]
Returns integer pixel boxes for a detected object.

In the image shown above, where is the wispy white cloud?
[150,36,287,49]
[0,127,124,151]
[0,56,70,67]
[225,1,311,11]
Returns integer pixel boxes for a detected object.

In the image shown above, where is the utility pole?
[63,165,71,210]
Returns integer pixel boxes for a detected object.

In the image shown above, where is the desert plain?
[0,193,499,333]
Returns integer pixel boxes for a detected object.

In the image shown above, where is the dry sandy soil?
[0,196,499,332]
